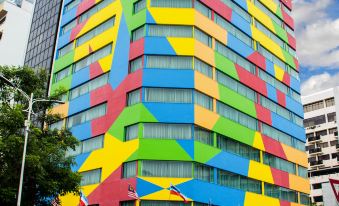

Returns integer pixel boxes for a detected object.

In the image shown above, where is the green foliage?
[0,66,81,206]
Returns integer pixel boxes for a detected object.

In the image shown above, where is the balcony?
[308,136,321,143]
[336,144,339,150]
[310,160,324,166]
[309,148,322,155]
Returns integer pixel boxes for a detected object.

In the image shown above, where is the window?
[125,124,139,141]
[218,170,261,194]
[62,19,77,34]
[150,0,193,8]
[300,193,310,205]
[134,0,146,13]
[80,168,101,186]
[325,97,335,107]
[120,201,135,206]
[130,56,143,73]
[67,103,107,128]
[194,126,213,146]
[123,161,137,178]
[69,73,109,100]
[131,26,145,42]
[79,0,114,23]
[143,123,192,140]
[140,201,187,206]
[64,0,81,13]
[194,91,213,111]
[217,134,260,162]
[66,135,104,156]
[141,161,192,178]
[194,0,211,18]
[146,55,192,69]
[194,58,213,78]
[127,89,141,106]
[329,127,337,134]
[259,70,288,95]
[312,183,321,190]
[298,166,308,178]
[220,0,251,23]
[264,183,297,203]
[144,88,192,103]
[148,25,193,37]
[313,196,323,203]
[217,101,258,131]
[194,27,212,47]
[58,42,73,57]
[303,115,326,127]
[303,100,324,113]
[315,130,327,137]
[327,112,336,122]
[264,152,296,174]
[54,66,71,82]
[255,21,284,51]
[49,120,63,130]
[194,163,214,182]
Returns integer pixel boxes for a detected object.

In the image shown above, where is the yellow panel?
[274,65,285,81]
[49,102,69,117]
[258,0,279,15]
[281,144,308,167]
[289,174,310,194]
[248,161,274,183]
[194,40,215,67]
[244,192,280,206]
[195,105,219,131]
[139,177,192,189]
[167,38,195,56]
[140,189,192,202]
[253,132,265,151]
[148,8,195,25]
[60,184,98,205]
[195,71,219,99]
[98,54,113,73]
[247,1,274,32]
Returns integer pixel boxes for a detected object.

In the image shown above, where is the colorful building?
[50,0,309,205]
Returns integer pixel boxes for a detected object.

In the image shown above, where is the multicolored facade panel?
[50,0,309,205]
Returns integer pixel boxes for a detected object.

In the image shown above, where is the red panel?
[287,33,296,50]
[276,90,286,107]
[89,61,104,79]
[87,165,137,206]
[129,38,145,60]
[282,72,291,87]
[255,104,272,125]
[279,200,291,206]
[247,51,266,70]
[236,64,268,96]
[271,167,290,188]
[200,0,232,21]
[281,0,292,11]
[293,57,299,71]
[70,20,88,40]
[262,134,287,160]
[281,9,294,30]
[77,0,96,16]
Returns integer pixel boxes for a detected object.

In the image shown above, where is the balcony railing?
[310,160,323,166]
[308,136,321,142]
[309,148,322,154]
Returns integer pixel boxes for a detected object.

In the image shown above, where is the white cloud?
[301,72,339,95]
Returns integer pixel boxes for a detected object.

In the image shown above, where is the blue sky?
[293,0,339,95]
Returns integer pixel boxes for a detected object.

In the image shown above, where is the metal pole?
[16,93,33,206]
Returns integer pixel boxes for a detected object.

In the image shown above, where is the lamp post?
[0,74,64,206]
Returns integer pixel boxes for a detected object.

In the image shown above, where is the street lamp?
[0,74,64,206]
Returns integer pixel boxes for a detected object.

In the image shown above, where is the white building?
[302,87,339,205]
[0,0,34,66]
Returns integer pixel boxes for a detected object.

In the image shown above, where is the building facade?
[302,87,339,206]
[50,0,309,205]
[24,0,63,71]
[0,0,33,66]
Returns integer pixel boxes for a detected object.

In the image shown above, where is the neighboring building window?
[300,193,310,205]
[49,120,64,130]
[148,25,193,38]
[146,55,192,69]
[217,134,260,162]
[131,26,145,42]
[218,170,262,194]
[298,166,308,178]
[69,73,109,100]
[64,0,81,13]
[134,0,146,13]
[67,103,107,128]
[141,160,192,177]
[150,0,193,8]
[216,101,258,131]
[144,88,192,103]
[315,130,327,137]
[263,152,296,174]
[194,163,214,183]
[265,183,298,203]
[303,100,324,113]
[327,112,336,122]
[329,127,337,134]
[194,58,212,78]
[325,97,335,107]
[303,115,326,127]
[194,91,213,111]
[54,66,71,82]
[194,126,213,146]
[312,183,321,190]
[130,56,143,73]
[194,0,212,19]
[313,196,323,203]
[58,42,74,57]
[66,135,104,156]
[194,27,212,47]
[125,124,139,141]
[143,123,192,140]
[80,168,101,186]
[122,161,137,178]
[127,89,141,106]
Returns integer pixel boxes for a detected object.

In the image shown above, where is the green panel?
[126,149,139,162]
[50,75,72,95]
[214,52,239,81]
[282,49,296,69]
[213,117,256,147]
[194,141,220,163]
[138,139,193,161]
[107,104,157,141]
[121,0,147,33]
[53,51,75,73]
[272,21,288,42]
[218,84,257,118]
[275,7,283,19]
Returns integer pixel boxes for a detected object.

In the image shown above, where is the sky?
[292,0,339,95]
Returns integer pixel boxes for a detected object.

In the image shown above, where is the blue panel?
[71,67,90,88]
[144,103,194,123]
[143,69,194,88]
[68,94,91,116]
[144,37,176,55]
[109,15,129,89]
[178,180,245,206]
[70,121,92,140]
[63,0,73,7]
[60,8,77,28]
[265,60,275,76]
[227,34,254,58]
[286,96,304,118]
[266,83,277,102]
[176,139,194,160]
[206,151,249,177]
[231,13,252,37]
[72,153,91,171]
[57,32,72,49]
[232,0,248,11]
[146,10,156,24]
[137,178,163,197]
[271,112,306,141]
[290,77,300,94]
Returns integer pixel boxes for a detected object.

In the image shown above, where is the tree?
[0,66,81,206]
